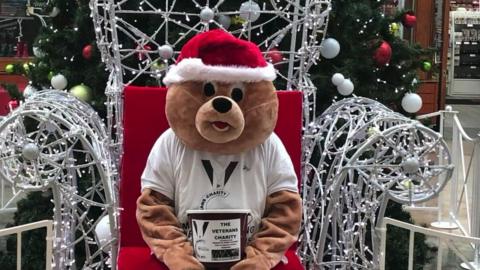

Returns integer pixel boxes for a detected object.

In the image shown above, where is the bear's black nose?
[212,97,232,113]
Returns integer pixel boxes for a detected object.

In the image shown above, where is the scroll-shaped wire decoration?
[299,97,454,269]
[89,0,332,159]
[0,91,118,269]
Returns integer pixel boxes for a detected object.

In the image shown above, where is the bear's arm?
[136,188,204,270]
[232,190,302,270]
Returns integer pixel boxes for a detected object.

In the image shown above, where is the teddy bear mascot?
[136,29,302,270]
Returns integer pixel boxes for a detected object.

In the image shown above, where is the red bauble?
[266,48,283,65]
[402,12,417,28]
[373,41,392,66]
[137,45,152,61]
[82,44,94,60]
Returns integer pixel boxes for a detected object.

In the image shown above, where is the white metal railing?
[414,107,480,235]
[0,220,53,270]
[448,108,480,238]
[379,217,480,270]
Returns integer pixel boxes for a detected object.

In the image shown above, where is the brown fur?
[137,189,205,270]
[166,80,278,154]
[231,190,302,270]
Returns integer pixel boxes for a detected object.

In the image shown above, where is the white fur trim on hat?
[163,58,277,85]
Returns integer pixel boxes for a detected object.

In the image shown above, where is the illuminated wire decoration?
[300,97,453,269]
[0,91,118,269]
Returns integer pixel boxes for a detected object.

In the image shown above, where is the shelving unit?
[448,11,480,98]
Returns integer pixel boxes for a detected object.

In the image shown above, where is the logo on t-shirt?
[199,160,238,209]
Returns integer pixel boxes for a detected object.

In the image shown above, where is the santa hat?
[163,29,276,85]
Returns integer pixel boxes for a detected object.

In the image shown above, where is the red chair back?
[120,86,302,247]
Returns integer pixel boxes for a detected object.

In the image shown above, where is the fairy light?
[299,96,452,269]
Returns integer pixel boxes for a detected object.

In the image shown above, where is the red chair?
[118,86,303,269]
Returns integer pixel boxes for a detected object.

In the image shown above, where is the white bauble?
[23,85,37,99]
[218,14,231,29]
[32,47,46,58]
[200,7,215,22]
[337,79,354,96]
[158,45,174,59]
[51,74,68,90]
[320,38,340,59]
[239,1,261,22]
[401,93,422,113]
[331,73,345,86]
[95,215,113,251]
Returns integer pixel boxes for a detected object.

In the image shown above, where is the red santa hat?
[163,29,276,85]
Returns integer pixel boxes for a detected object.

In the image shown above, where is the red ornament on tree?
[82,44,94,60]
[402,12,417,28]
[266,48,283,65]
[136,45,152,61]
[373,41,392,66]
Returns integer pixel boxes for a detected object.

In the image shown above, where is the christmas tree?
[8,0,107,112]
[311,0,432,115]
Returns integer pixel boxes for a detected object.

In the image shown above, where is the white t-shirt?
[141,128,298,238]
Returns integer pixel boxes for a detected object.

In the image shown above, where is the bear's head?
[163,30,278,154]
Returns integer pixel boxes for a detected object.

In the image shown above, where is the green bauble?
[150,60,165,73]
[47,71,54,80]
[421,61,432,72]
[5,64,14,74]
[389,22,400,34]
[69,84,92,102]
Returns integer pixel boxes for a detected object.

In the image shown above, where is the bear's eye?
[231,88,244,102]
[203,82,215,97]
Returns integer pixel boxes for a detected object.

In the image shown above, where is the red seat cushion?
[118,246,303,270]
[120,86,303,268]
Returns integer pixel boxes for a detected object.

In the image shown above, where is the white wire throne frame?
[300,97,453,269]
[89,0,332,159]
[88,0,453,269]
